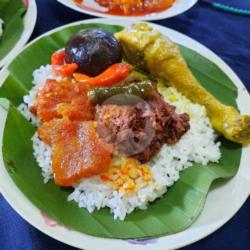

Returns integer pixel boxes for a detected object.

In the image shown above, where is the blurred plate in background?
[0,0,37,68]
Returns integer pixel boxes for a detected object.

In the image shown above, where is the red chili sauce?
[74,0,176,16]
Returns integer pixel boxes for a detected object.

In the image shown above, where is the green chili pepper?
[127,70,149,81]
[88,81,153,104]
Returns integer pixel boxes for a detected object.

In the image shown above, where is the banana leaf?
[0,23,242,239]
[0,0,26,61]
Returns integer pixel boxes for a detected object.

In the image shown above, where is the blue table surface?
[0,0,250,249]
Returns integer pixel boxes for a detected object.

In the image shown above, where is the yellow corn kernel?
[123,180,136,192]
[128,168,139,179]
[121,165,130,174]
[114,177,125,186]
[100,156,152,193]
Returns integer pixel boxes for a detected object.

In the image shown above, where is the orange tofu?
[38,119,112,186]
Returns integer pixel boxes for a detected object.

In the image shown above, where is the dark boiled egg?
[65,29,122,77]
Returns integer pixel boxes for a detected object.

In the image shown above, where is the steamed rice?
[19,65,221,220]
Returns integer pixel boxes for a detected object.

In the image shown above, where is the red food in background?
[75,0,176,16]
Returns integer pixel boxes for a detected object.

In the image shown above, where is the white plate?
[57,0,198,20]
[0,19,250,250]
[0,0,37,68]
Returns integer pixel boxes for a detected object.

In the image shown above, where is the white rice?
[21,65,221,220]
[32,133,53,183]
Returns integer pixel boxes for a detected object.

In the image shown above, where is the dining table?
[0,0,249,249]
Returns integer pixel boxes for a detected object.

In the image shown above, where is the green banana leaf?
[0,23,242,239]
[0,0,26,61]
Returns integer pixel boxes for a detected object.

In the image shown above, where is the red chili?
[73,63,132,87]
[51,50,78,77]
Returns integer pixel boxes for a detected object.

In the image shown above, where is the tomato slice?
[51,50,78,77]
[73,63,132,86]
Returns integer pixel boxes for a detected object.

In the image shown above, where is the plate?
[0,19,250,250]
[56,0,198,20]
[0,0,37,68]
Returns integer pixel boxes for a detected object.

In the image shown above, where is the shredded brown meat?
[95,89,190,162]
